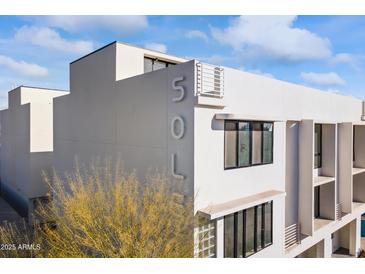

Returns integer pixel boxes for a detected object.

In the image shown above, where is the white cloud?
[29,16,148,35]
[14,26,94,55]
[300,72,346,86]
[211,16,332,61]
[199,54,232,64]
[332,53,353,63]
[185,30,208,42]
[330,53,360,71]
[144,43,167,53]
[0,55,48,77]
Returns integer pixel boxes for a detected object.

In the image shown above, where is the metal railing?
[196,62,224,98]
[285,223,301,249]
[336,203,343,221]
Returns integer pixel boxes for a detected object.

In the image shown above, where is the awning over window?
[198,189,285,220]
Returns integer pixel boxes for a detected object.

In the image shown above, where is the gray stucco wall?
[0,87,67,217]
[54,43,195,194]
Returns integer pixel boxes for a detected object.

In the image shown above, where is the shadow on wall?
[0,151,53,218]
[0,183,28,218]
[211,117,223,131]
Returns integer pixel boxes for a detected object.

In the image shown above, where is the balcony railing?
[336,203,343,221]
[285,223,301,249]
[196,62,224,98]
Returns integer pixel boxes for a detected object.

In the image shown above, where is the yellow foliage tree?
[0,161,194,258]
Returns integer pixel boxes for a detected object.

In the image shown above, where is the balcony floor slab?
[313,175,335,187]
[314,218,333,231]
[353,167,365,176]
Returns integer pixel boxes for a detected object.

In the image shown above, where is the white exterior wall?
[0,87,68,216]
[194,67,364,258]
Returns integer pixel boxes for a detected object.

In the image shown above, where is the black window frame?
[143,56,176,73]
[224,120,274,170]
[314,124,322,169]
[353,125,356,162]
[223,201,273,258]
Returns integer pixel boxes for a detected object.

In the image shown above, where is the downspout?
[362,100,365,121]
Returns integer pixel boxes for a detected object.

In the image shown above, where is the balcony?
[313,181,336,231]
[331,219,361,258]
[298,120,336,236]
[352,124,365,208]
[338,122,365,214]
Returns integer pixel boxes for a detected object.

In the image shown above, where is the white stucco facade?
[0,41,364,258]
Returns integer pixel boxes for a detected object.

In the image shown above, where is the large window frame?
[224,201,273,258]
[224,120,274,170]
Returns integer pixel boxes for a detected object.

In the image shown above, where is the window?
[143,57,153,73]
[196,216,216,258]
[251,122,262,165]
[262,123,273,164]
[238,122,250,167]
[256,204,263,251]
[143,57,176,73]
[224,120,273,169]
[314,124,322,169]
[235,211,244,258]
[224,214,234,258]
[224,121,237,169]
[353,126,356,162]
[224,201,273,258]
[245,207,255,256]
[263,202,273,246]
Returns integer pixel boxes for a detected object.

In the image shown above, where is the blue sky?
[0,15,364,108]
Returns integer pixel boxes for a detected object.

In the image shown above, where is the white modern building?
[1,41,365,258]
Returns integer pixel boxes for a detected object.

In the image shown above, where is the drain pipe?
[362,101,365,121]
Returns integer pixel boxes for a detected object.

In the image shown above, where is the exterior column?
[323,235,332,258]
[216,217,224,258]
[349,217,361,257]
[315,240,325,258]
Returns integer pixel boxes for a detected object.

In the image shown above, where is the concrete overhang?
[214,113,284,122]
[198,190,285,220]
[195,96,226,108]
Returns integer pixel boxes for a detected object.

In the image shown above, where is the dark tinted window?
[314,124,322,169]
[224,214,235,258]
[143,57,176,73]
[223,201,273,258]
[224,121,273,169]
